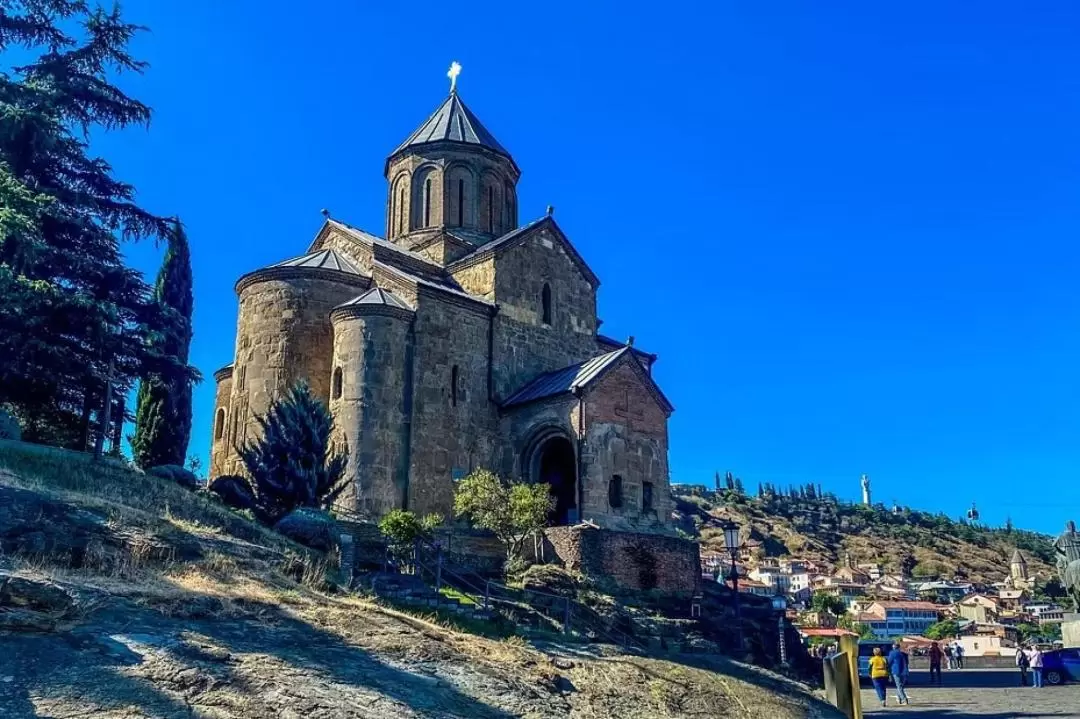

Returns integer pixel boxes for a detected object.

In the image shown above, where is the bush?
[379,509,442,550]
[274,508,338,552]
[149,464,200,490]
[238,382,349,523]
[454,469,554,561]
[209,475,256,512]
[0,407,22,441]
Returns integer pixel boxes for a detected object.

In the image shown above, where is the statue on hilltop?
[1053,520,1080,612]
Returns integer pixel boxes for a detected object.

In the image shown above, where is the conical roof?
[390,93,511,162]
[1011,549,1026,565]
[335,286,413,312]
[271,249,361,274]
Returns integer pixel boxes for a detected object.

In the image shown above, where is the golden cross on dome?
[447,61,462,94]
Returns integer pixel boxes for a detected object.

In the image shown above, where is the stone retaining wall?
[542,526,700,594]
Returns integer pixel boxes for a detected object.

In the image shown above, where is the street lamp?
[772,594,789,666]
[722,520,743,651]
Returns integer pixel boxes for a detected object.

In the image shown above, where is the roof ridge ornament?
[448,61,462,94]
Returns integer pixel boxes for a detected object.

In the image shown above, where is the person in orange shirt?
[868,646,890,708]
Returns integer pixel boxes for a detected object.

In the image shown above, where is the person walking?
[928,641,944,685]
[1016,645,1030,686]
[869,646,890,708]
[887,642,910,705]
[1027,645,1045,689]
[944,643,954,670]
[954,642,965,669]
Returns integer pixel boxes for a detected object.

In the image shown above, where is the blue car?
[1041,648,1080,686]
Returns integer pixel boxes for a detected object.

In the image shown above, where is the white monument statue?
[861,474,871,506]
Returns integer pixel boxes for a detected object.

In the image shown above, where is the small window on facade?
[399,187,406,235]
[642,481,654,513]
[214,408,225,441]
[332,367,343,400]
[609,475,623,508]
[487,185,495,232]
[541,283,552,325]
[451,364,459,407]
[456,179,465,227]
[424,178,432,226]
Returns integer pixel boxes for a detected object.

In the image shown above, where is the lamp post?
[722,520,743,652]
[772,594,789,666]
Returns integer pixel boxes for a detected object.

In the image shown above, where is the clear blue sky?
[101,1,1080,534]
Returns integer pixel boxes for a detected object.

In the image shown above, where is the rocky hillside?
[675,488,1057,586]
[0,440,839,719]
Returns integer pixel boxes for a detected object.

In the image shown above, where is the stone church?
[209,83,675,535]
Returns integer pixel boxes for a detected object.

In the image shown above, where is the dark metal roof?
[336,287,413,312]
[271,249,361,275]
[390,93,511,161]
[502,348,631,408]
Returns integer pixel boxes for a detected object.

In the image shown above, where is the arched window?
[398,187,406,235]
[214,408,226,441]
[609,475,623,508]
[642,481,654,513]
[451,364,459,407]
[487,185,494,233]
[424,178,432,227]
[456,179,465,227]
[541,283,552,325]
[332,367,343,400]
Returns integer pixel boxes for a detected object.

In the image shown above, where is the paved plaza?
[860,668,1080,718]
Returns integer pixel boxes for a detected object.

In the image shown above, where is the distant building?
[998,589,1027,611]
[956,594,1001,624]
[726,577,773,597]
[858,601,941,638]
[857,563,884,581]
[1030,605,1066,626]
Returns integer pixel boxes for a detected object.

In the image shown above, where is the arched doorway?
[530,435,578,525]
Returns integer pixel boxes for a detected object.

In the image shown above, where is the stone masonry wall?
[385,147,517,246]
[449,257,495,300]
[544,526,700,594]
[406,292,502,517]
[579,361,671,531]
[331,311,411,517]
[209,369,232,478]
[491,227,599,401]
[220,274,366,476]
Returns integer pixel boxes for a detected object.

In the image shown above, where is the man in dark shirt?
[887,643,910,705]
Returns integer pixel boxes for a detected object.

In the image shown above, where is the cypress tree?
[0,2,191,448]
[131,222,195,468]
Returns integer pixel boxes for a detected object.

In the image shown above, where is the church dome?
[387,92,515,171]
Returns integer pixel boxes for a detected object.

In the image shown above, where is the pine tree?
[131,222,195,468]
[238,382,350,523]
[0,2,188,448]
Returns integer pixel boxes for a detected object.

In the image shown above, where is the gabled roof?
[272,248,361,274]
[388,93,515,171]
[502,346,673,413]
[447,216,600,288]
[336,287,413,312]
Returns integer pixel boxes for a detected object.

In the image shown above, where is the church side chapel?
[210,66,695,587]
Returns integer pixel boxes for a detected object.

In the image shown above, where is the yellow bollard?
[838,635,863,719]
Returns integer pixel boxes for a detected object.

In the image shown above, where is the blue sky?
[98,1,1080,534]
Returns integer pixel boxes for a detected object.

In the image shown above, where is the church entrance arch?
[524,429,578,526]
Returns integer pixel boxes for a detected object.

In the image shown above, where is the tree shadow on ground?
[0,594,523,718]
